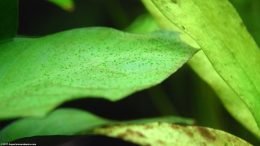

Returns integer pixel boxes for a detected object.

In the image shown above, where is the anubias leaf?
[0,0,18,42]
[0,27,197,119]
[126,13,260,137]
[141,0,260,137]
[94,122,251,146]
[0,108,110,143]
[189,51,260,137]
[0,108,193,143]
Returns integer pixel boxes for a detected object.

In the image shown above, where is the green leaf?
[189,51,260,137]
[48,0,75,12]
[126,14,260,137]
[0,27,197,119]
[126,14,159,33]
[142,0,260,136]
[0,0,18,42]
[94,122,251,146]
[229,0,260,45]
[0,108,193,143]
[0,108,110,143]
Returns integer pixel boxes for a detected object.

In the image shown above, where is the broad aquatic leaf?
[142,0,260,136]
[0,108,193,143]
[0,108,110,143]
[0,0,18,42]
[94,122,251,146]
[0,27,197,119]
[126,14,260,137]
[48,0,75,12]
[189,51,260,137]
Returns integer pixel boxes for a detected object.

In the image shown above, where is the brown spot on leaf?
[122,129,146,138]
[156,140,166,145]
[183,128,194,137]
[117,132,129,139]
[144,124,154,129]
[196,127,216,141]
[171,124,181,129]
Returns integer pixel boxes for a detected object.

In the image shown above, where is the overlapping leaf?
[95,122,251,146]
[189,51,260,137]
[127,13,260,137]
[0,27,197,119]
[0,108,193,143]
[142,0,260,137]
[0,108,110,143]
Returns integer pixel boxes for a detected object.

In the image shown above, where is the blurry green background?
[3,0,259,144]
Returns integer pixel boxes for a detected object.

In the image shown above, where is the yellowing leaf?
[189,51,260,137]
[142,0,260,137]
[126,13,260,137]
[95,122,251,146]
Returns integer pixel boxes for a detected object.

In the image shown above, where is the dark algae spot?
[144,124,154,130]
[183,128,194,137]
[123,129,146,138]
[171,124,181,129]
[117,132,129,139]
[196,127,216,141]
[156,140,165,145]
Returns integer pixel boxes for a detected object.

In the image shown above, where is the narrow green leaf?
[0,0,18,42]
[126,14,159,33]
[0,108,110,143]
[0,108,193,143]
[142,0,260,136]
[0,27,197,119]
[95,122,251,146]
[48,0,75,12]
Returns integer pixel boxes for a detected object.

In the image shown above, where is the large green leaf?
[0,27,197,119]
[0,108,110,143]
[0,0,18,42]
[94,122,251,146]
[189,51,260,137]
[126,14,260,137]
[0,108,193,143]
[142,0,260,136]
